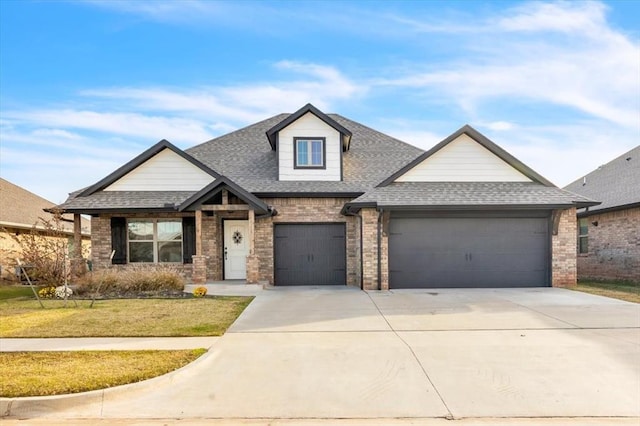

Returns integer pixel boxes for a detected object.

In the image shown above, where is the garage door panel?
[274,224,346,286]
[389,215,549,289]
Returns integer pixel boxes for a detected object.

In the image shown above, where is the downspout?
[377,208,383,291]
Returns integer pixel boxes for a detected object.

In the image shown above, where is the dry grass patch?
[0,297,253,337]
[0,349,206,397]
[575,280,640,303]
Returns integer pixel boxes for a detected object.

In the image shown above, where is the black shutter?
[182,217,196,264]
[110,217,127,264]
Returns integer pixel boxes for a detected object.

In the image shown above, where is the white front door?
[223,220,249,280]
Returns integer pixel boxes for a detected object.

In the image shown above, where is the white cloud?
[375,1,640,129]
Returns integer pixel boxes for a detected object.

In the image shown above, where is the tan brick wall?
[577,207,640,282]
[360,208,378,290]
[552,208,577,287]
[255,197,359,286]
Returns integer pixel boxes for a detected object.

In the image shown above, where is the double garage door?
[389,212,551,289]
[274,223,346,286]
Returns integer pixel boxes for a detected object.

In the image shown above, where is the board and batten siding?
[396,134,532,182]
[278,112,341,181]
[105,148,215,191]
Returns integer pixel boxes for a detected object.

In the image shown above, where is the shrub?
[4,211,89,286]
[76,266,185,297]
[193,286,207,298]
[38,286,56,299]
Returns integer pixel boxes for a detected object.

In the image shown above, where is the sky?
[1,0,639,204]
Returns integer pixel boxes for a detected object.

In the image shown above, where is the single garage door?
[274,223,346,286]
[389,213,550,288]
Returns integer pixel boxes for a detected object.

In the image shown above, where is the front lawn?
[0,285,34,300]
[0,349,206,397]
[0,296,253,337]
[574,280,640,303]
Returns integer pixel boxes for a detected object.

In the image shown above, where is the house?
[0,178,91,279]
[564,146,640,282]
[55,104,596,289]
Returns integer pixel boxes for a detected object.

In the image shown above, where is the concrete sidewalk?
[0,337,219,351]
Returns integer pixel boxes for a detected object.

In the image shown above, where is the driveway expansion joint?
[365,291,454,419]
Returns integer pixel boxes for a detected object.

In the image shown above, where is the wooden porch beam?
[200,204,251,211]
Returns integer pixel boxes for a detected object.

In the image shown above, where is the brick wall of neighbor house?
[552,208,577,287]
[578,206,640,282]
[90,213,194,281]
[254,197,359,286]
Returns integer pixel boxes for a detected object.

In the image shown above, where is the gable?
[105,148,215,191]
[395,134,532,183]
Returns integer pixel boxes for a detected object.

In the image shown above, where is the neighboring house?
[55,104,596,289]
[564,146,640,282]
[0,178,91,279]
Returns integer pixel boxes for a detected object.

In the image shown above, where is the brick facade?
[89,204,583,288]
[552,208,577,287]
[577,206,640,282]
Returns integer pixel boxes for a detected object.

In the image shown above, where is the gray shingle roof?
[344,182,595,212]
[186,113,424,194]
[564,145,640,214]
[58,191,195,212]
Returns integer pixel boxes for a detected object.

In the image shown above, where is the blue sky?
[1,0,639,204]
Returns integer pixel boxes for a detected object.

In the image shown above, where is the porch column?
[70,214,86,277]
[195,209,203,256]
[73,214,82,258]
[248,209,255,255]
[192,209,207,284]
[246,209,259,284]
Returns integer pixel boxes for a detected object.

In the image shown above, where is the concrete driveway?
[3,287,639,421]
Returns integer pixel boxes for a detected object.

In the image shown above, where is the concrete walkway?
[1,287,639,423]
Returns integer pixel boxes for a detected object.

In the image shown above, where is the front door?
[223,220,249,280]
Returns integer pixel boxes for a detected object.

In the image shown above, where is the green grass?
[0,296,253,337]
[0,285,36,300]
[0,349,206,397]
[574,280,640,303]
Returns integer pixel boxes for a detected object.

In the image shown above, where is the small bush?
[193,286,207,298]
[38,286,56,299]
[76,266,185,297]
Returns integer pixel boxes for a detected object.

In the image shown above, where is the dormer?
[266,103,352,181]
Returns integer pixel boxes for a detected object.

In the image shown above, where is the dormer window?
[294,137,325,169]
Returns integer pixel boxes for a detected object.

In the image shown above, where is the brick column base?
[192,255,209,284]
[246,254,259,284]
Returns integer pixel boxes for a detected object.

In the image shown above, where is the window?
[294,137,325,168]
[128,219,182,263]
[578,218,588,254]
